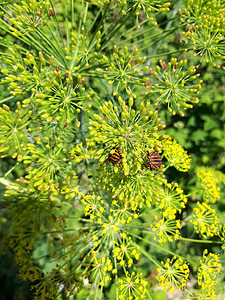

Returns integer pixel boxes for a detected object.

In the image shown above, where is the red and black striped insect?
[107,147,122,166]
[144,151,162,170]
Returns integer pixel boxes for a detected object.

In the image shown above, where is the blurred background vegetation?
[0,0,224,299]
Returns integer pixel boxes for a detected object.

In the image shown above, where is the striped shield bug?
[106,147,122,166]
[138,151,162,170]
[146,151,162,169]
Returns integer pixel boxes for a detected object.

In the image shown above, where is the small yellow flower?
[157,256,189,292]
[151,216,181,244]
[118,272,148,299]
[158,182,187,216]
[196,167,220,203]
[190,202,219,238]
[197,250,221,299]
[163,137,191,172]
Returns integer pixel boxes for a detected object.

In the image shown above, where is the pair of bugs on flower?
[107,147,162,170]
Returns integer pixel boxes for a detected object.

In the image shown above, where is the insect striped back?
[147,151,162,169]
[108,147,122,166]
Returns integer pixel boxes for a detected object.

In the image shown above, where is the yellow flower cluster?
[190,202,219,238]
[197,249,221,300]
[82,194,105,222]
[151,216,181,244]
[82,195,138,226]
[80,195,148,289]
[180,0,225,65]
[0,103,31,160]
[118,271,148,300]
[91,256,114,287]
[157,256,189,292]
[149,58,201,115]
[196,167,220,203]
[182,0,225,32]
[60,171,83,199]
[158,182,188,217]
[114,239,140,267]
[163,137,191,172]
[5,1,52,33]
[70,142,96,164]
[88,98,166,175]
[97,164,166,208]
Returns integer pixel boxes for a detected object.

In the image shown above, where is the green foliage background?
[0,0,225,299]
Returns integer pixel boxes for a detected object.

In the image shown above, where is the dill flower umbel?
[190,202,219,238]
[2,1,52,32]
[118,0,170,27]
[197,249,221,300]
[157,256,189,292]
[180,0,225,65]
[196,167,220,203]
[96,46,150,93]
[0,103,31,160]
[148,58,202,115]
[71,142,96,164]
[181,0,225,32]
[1,50,51,96]
[163,137,191,172]
[182,25,225,65]
[1,48,93,122]
[113,239,140,267]
[88,97,166,175]
[117,271,148,300]
[151,216,181,244]
[96,163,166,208]
[23,137,69,188]
[157,182,188,216]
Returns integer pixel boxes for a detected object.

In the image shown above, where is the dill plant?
[0,0,225,299]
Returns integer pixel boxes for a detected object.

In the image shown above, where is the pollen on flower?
[158,182,188,216]
[157,256,189,292]
[190,202,219,238]
[197,250,221,299]
[118,271,148,299]
[196,167,220,203]
[150,216,181,244]
[148,59,201,114]
[180,1,225,64]
[163,137,191,172]
[88,98,166,176]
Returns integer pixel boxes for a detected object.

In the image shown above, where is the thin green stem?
[71,0,74,35]
[130,231,182,258]
[121,23,185,49]
[132,240,162,269]
[186,189,203,197]
[83,2,88,24]
[49,0,65,48]
[101,8,136,51]
[145,48,193,59]
[65,0,70,49]
[88,3,110,49]
[35,28,67,68]
[139,28,178,52]
[0,95,14,104]
[70,15,82,71]
[178,237,223,244]
[152,0,183,52]
[4,161,22,178]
